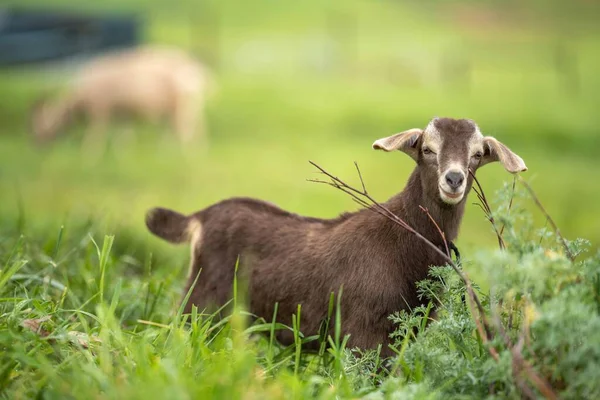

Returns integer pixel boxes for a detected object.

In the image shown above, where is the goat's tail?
[145,207,201,244]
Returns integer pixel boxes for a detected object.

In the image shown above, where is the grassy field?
[1,0,600,398]
[2,0,599,252]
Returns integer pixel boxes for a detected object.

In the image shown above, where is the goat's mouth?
[439,187,464,204]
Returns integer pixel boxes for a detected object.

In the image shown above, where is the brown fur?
[146,117,526,357]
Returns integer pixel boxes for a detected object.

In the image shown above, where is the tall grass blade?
[89,234,114,304]
[0,260,27,292]
[293,304,302,377]
[267,301,279,367]
[53,225,64,260]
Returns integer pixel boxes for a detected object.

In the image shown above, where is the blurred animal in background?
[29,45,215,150]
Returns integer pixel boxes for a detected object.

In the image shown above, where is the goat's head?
[372,117,527,205]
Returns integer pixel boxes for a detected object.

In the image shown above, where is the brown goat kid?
[31,46,212,146]
[146,117,527,356]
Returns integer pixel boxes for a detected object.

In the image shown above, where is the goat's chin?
[439,189,464,205]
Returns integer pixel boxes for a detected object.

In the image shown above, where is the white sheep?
[30,45,214,148]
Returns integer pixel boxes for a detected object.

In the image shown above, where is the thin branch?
[518,177,574,262]
[519,358,560,400]
[309,161,445,258]
[472,202,492,220]
[466,285,499,361]
[499,176,517,237]
[308,178,371,209]
[354,161,367,194]
[515,299,560,400]
[464,274,494,340]
[493,303,553,399]
[419,206,450,258]
[493,298,560,400]
[516,376,539,400]
[491,302,513,349]
[469,169,506,250]
[471,186,491,215]
[512,329,559,400]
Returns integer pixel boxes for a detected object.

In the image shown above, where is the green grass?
[1,0,599,398]
[1,0,599,252]
[0,226,356,399]
[1,198,599,399]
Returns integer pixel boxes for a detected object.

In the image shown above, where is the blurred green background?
[1,0,599,260]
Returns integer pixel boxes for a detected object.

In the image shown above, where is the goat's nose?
[445,171,465,190]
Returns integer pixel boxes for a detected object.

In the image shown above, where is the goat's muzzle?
[438,169,466,205]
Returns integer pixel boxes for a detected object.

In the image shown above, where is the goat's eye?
[423,147,433,155]
[473,151,483,160]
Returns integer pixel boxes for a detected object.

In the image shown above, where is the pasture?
[0,0,599,398]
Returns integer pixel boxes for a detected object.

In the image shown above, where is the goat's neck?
[384,167,467,244]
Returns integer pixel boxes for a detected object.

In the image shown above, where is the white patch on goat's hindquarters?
[186,220,203,279]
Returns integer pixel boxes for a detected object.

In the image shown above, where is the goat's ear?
[372,129,423,160]
[481,137,527,173]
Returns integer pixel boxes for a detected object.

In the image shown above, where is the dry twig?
[468,169,506,250]
[511,324,559,400]
[419,206,450,258]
